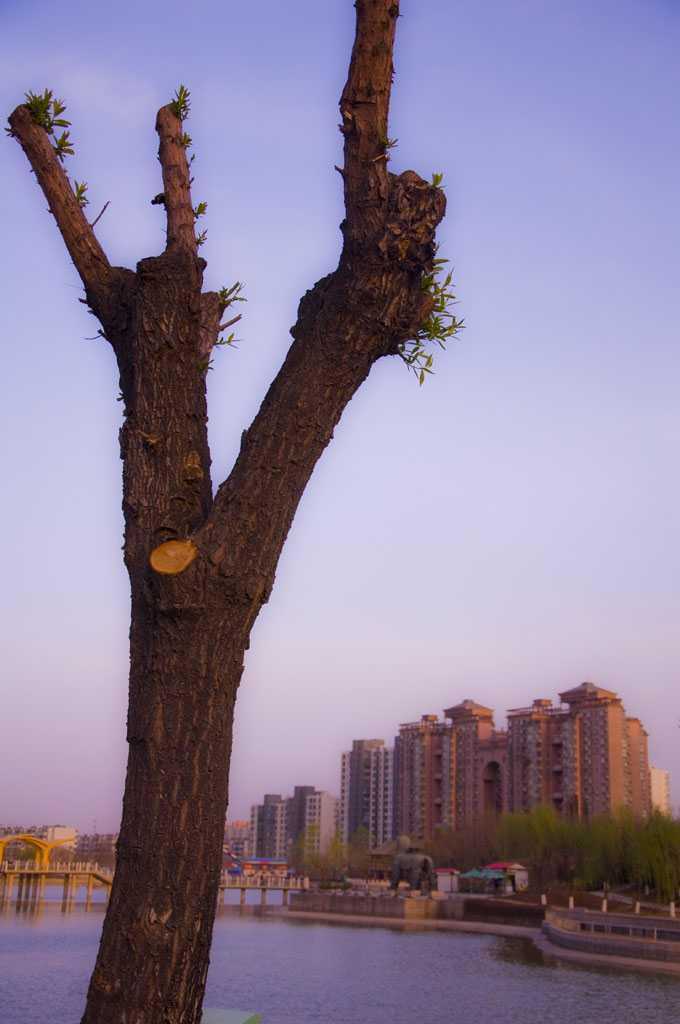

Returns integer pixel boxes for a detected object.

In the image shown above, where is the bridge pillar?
[240,888,246,907]
[29,874,39,907]
[282,889,289,906]
[260,887,267,907]
[3,873,15,909]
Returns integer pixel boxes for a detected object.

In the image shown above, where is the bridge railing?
[219,872,308,889]
[1,860,113,877]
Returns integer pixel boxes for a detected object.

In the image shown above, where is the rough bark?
[9,3,447,1022]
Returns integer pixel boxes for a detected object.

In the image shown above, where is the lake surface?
[1,900,679,1024]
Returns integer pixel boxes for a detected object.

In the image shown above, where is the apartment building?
[340,739,395,847]
[507,698,581,817]
[395,716,450,840]
[250,794,288,859]
[250,787,340,859]
[301,791,339,855]
[444,700,508,826]
[393,682,654,840]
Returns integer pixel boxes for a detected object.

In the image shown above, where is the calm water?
[1,901,678,1024]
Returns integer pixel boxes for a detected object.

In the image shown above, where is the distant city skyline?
[3,678,670,838]
[2,0,678,834]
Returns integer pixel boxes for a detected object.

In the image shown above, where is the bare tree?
[8,3,456,1021]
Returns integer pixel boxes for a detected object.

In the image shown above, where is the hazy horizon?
[1,0,678,835]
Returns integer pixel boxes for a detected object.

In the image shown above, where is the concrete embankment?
[540,907,680,972]
[287,891,543,932]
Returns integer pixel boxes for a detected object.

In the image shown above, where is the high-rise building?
[340,739,395,847]
[395,703,509,842]
[506,684,654,819]
[286,786,316,855]
[558,681,650,818]
[443,700,507,826]
[301,791,339,855]
[393,683,653,836]
[395,715,451,841]
[250,795,287,859]
[507,699,581,817]
[251,787,341,860]
[626,717,651,820]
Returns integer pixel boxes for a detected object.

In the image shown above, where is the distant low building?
[649,767,671,815]
[435,867,460,893]
[75,833,117,867]
[223,820,252,860]
[484,861,529,892]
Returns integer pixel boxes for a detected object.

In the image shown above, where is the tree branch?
[339,0,400,240]
[156,105,197,254]
[8,103,115,317]
[192,0,446,608]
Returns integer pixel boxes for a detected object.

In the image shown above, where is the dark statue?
[389,835,437,894]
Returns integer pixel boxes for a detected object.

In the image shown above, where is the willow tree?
[8,3,459,1021]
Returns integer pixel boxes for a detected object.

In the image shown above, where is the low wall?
[288,892,442,920]
[462,898,545,929]
[289,892,543,927]
[542,908,680,963]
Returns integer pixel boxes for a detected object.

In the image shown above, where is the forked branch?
[8,103,114,315]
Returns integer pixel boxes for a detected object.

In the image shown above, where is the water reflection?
[1,903,678,1024]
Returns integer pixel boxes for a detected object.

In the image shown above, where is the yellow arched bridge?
[1,835,114,911]
[0,834,75,868]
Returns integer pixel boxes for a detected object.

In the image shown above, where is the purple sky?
[1,0,678,833]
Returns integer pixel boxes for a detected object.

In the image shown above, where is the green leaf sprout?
[399,248,464,384]
[74,180,89,208]
[170,85,191,120]
[23,90,75,163]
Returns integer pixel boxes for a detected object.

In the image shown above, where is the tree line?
[291,809,680,903]
[426,806,680,902]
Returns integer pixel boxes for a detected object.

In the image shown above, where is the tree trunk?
[8,3,448,1021]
